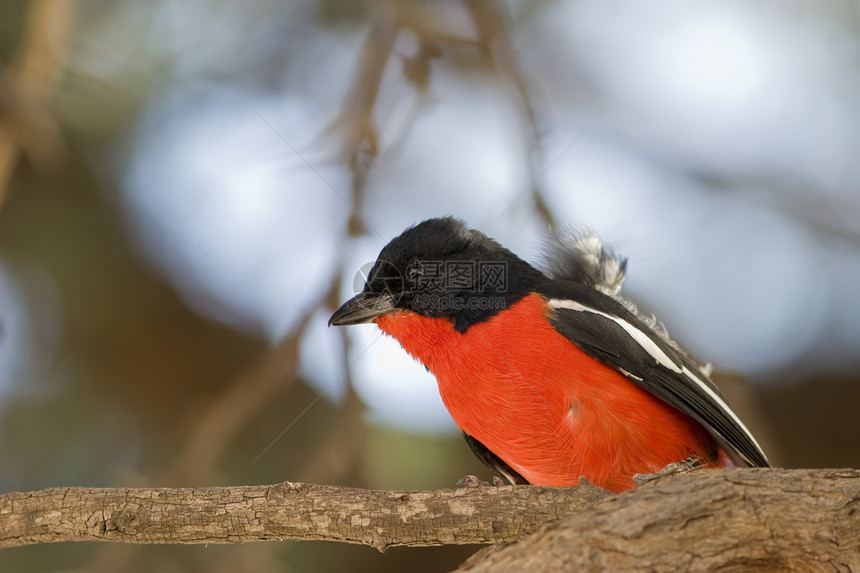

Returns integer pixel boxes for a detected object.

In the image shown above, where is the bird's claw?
[633,457,703,486]
[456,475,505,488]
[456,475,486,488]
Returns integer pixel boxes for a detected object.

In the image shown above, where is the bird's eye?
[408,262,424,281]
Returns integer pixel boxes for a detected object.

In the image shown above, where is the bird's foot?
[455,475,506,488]
[633,457,703,486]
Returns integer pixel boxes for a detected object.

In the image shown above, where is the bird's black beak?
[328,292,399,326]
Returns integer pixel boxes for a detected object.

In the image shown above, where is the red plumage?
[378,293,723,492]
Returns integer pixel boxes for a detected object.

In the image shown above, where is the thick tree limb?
[458,468,860,572]
[2,469,858,572]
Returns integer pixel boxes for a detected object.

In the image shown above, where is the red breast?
[376,292,723,491]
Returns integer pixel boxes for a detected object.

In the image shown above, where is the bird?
[328,217,770,491]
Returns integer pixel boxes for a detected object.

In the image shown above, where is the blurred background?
[1,0,859,571]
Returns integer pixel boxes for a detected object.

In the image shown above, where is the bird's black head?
[329,217,548,332]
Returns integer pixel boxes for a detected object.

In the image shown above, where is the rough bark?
[0,478,609,551]
[458,468,860,572]
[1,469,858,572]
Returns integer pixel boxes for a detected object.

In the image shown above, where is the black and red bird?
[329,217,770,491]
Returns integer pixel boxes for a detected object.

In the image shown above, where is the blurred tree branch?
[164,313,313,486]
[0,0,75,206]
[2,469,858,572]
[335,0,547,233]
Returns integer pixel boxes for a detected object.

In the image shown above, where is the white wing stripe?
[547,298,682,372]
[546,297,766,461]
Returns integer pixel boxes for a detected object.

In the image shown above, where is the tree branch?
[2,469,858,572]
[0,0,74,205]
[0,479,609,551]
[458,468,860,572]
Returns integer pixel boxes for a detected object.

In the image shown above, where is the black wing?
[463,433,529,484]
[536,281,770,468]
